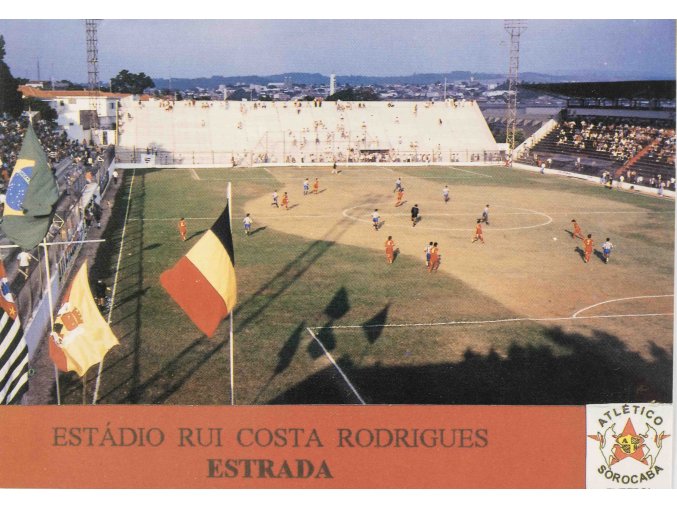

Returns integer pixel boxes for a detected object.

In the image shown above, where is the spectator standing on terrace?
[84,207,94,229]
[93,203,102,228]
[94,279,111,310]
[17,250,36,279]
[112,169,119,185]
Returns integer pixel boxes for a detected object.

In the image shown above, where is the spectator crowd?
[554,118,675,164]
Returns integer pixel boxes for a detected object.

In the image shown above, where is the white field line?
[127,208,673,223]
[198,174,488,182]
[306,328,366,405]
[343,204,553,232]
[309,311,673,331]
[93,169,136,404]
[571,295,674,318]
[189,168,201,180]
[447,166,492,178]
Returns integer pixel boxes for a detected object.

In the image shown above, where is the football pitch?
[59,165,674,405]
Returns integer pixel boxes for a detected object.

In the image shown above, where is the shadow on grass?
[593,249,607,263]
[249,226,267,236]
[99,209,356,403]
[186,229,208,241]
[574,246,585,261]
[270,326,672,405]
[307,287,350,358]
[362,305,390,344]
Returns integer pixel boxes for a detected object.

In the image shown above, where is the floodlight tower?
[504,20,527,156]
[86,19,100,131]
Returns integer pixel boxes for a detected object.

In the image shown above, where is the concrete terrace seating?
[117,98,500,165]
[524,117,676,182]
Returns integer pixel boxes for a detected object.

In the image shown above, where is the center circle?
[341,203,553,231]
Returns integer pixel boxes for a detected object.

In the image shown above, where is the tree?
[110,69,155,95]
[23,97,57,122]
[0,34,23,117]
[326,86,380,101]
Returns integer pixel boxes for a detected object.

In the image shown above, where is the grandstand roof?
[19,86,130,99]
[522,80,676,100]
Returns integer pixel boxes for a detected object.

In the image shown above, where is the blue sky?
[0,19,674,82]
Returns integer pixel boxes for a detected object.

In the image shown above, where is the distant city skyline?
[0,19,674,83]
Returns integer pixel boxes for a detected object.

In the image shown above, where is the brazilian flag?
[1,123,59,249]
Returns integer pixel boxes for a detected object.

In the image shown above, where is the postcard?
[0,16,674,489]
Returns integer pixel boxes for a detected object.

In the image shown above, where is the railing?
[115,147,506,166]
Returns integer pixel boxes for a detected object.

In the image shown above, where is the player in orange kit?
[385,236,395,264]
[395,187,404,207]
[583,234,594,263]
[313,178,319,194]
[571,219,584,240]
[472,219,484,244]
[281,192,289,210]
[428,242,440,272]
[178,218,187,241]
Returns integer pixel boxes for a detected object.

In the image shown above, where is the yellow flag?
[49,262,118,377]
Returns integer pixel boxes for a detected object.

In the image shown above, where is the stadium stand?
[115,98,501,165]
[518,116,676,188]
[1,117,114,324]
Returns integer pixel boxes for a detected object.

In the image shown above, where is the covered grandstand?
[515,80,676,187]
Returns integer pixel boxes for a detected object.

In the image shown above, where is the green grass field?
[57,165,674,405]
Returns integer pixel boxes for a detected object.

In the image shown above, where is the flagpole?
[41,240,60,405]
[228,181,235,406]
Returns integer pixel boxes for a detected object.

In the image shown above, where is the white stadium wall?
[116,98,502,166]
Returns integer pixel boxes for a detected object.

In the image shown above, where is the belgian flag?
[160,203,237,337]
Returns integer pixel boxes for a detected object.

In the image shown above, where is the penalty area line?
[309,312,674,331]
[306,328,366,405]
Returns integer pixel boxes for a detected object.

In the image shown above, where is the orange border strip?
[0,406,585,488]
